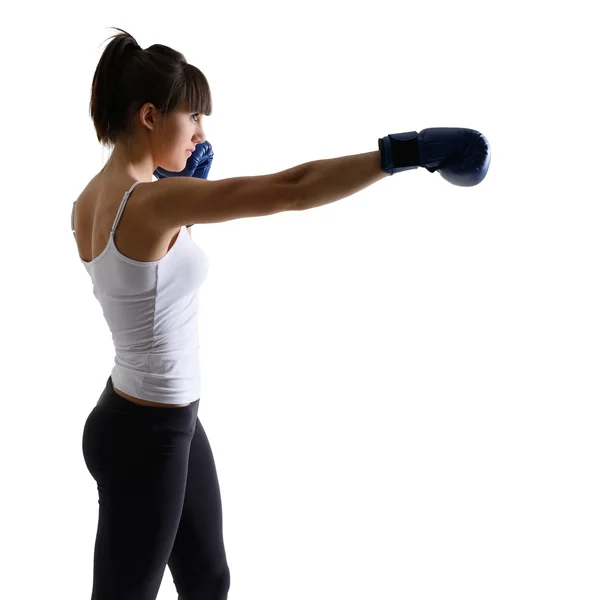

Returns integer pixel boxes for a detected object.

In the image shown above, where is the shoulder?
[135,179,194,235]
[78,173,157,230]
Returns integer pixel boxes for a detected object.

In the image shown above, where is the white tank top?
[71,181,210,405]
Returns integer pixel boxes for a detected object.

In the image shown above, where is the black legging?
[82,376,230,599]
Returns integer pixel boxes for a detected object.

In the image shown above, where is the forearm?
[294,150,388,211]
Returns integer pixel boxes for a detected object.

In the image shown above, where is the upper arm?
[149,174,302,229]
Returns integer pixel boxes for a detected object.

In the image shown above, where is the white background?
[1,1,598,599]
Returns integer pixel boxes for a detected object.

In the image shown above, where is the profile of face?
[144,102,207,173]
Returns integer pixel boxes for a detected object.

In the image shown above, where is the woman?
[75,26,490,600]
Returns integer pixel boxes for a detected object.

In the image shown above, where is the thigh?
[167,417,231,600]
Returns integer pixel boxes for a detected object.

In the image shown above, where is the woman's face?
[156,105,207,172]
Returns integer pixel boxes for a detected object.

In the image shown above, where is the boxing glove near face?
[154,140,214,180]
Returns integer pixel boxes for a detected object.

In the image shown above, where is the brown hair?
[90,27,212,148]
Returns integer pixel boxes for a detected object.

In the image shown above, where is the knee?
[216,565,231,599]
[179,564,230,600]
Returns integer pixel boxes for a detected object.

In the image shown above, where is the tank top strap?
[111,181,143,233]
[71,200,76,236]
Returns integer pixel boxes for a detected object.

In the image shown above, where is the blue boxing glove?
[153,140,214,180]
[378,127,490,187]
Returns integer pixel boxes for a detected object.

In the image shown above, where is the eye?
[191,113,201,122]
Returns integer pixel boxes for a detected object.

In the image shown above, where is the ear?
[139,103,159,131]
